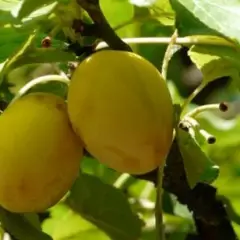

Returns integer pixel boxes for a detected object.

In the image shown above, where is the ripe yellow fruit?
[0,93,82,213]
[67,50,173,174]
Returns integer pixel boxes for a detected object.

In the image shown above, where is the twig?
[76,0,131,51]
[180,81,206,117]
[161,30,179,79]
[155,29,179,240]
[155,166,165,240]
[135,139,238,240]
[96,35,236,50]
[10,75,70,106]
[185,103,220,118]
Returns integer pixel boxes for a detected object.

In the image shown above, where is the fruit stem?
[180,81,206,118]
[199,129,216,144]
[154,30,178,240]
[161,29,179,80]
[155,165,165,240]
[185,103,221,119]
[10,74,70,106]
[95,35,236,50]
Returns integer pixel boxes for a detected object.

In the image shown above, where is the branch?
[96,36,235,50]
[134,139,238,240]
[76,0,132,51]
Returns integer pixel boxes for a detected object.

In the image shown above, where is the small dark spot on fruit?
[35,94,45,102]
[18,178,28,194]
[56,103,64,111]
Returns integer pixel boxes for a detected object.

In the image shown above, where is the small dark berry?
[208,136,216,144]
[178,121,189,132]
[219,102,228,112]
[41,36,52,48]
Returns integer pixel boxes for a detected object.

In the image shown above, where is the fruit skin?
[0,92,82,213]
[67,50,173,174]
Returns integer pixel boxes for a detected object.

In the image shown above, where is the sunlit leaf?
[151,0,175,25]
[170,0,240,43]
[67,173,143,240]
[177,129,219,188]
[42,203,110,240]
[100,0,134,28]
[8,48,76,70]
[0,32,75,85]
[0,0,19,11]
[0,206,52,240]
[12,0,56,20]
[188,45,240,87]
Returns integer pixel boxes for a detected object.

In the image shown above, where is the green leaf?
[0,206,52,240]
[23,213,42,230]
[167,232,188,240]
[100,0,134,28]
[0,27,29,45]
[12,0,57,20]
[80,156,120,184]
[0,27,32,62]
[168,80,184,105]
[0,32,75,85]
[42,203,110,240]
[177,129,219,189]
[170,0,218,36]
[151,0,175,26]
[26,80,68,98]
[0,31,37,84]
[57,0,70,3]
[189,45,240,69]
[170,0,240,43]
[0,227,4,239]
[67,229,110,240]
[67,173,143,240]
[0,26,62,62]
[0,10,16,25]
[9,48,76,70]
[188,45,240,86]
[0,0,19,12]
